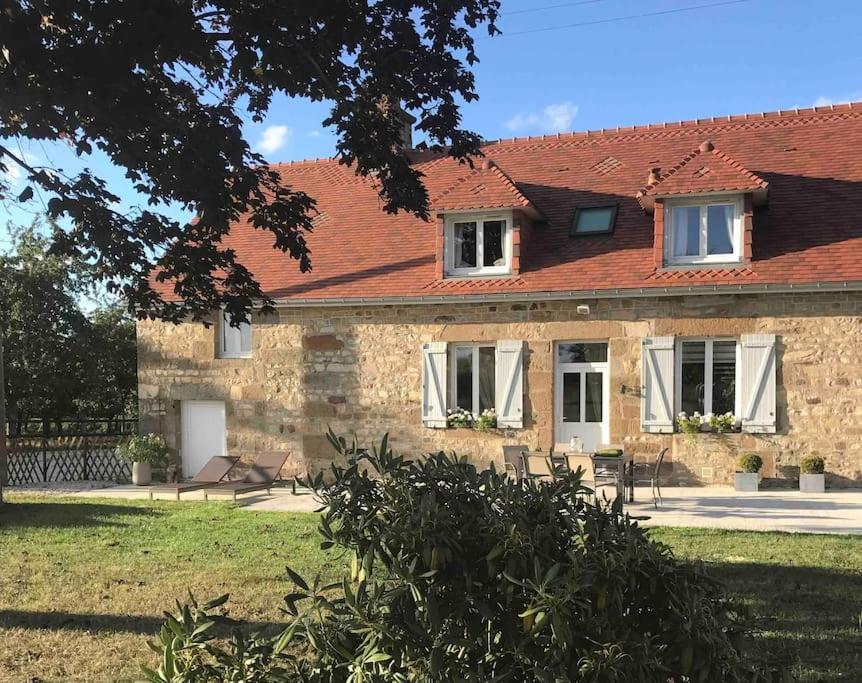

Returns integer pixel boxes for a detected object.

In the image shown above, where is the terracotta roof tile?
[153,104,862,303]
[430,159,537,213]
[637,140,768,208]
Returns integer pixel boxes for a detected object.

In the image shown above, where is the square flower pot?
[734,472,759,492]
[799,473,825,493]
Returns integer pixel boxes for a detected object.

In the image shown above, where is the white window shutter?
[739,334,777,433]
[421,342,448,428]
[495,340,524,428]
[641,336,675,433]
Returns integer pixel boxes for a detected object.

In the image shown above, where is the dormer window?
[664,196,742,265]
[445,211,512,276]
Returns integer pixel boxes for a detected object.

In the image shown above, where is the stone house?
[138,104,862,486]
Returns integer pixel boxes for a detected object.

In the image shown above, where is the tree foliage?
[0,225,136,421]
[0,1,500,323]
[145,432,779,682]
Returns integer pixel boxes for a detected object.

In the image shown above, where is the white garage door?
[181,401,227,478]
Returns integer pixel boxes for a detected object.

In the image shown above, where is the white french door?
[554,342,610,452]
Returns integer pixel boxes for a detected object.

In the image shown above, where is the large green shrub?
[144,431,768,682]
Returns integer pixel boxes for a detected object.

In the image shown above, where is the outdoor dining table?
[591,452,635,504]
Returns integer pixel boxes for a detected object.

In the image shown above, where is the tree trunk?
[0,327,7,504]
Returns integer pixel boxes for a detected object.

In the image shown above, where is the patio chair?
[593,445,625,489]
[521,451,555,482]
[203,451,289,503]
[148,456,239,500]
[563,453,597,490]
[625,447,668,508]
[502,444,529,481]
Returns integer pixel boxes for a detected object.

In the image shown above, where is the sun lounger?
[202,451,289,502]
[149,456,239,500]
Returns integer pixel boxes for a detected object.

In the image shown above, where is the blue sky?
[2,0,860,249]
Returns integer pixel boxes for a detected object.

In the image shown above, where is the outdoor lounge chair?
[149,456,239,500]
[202,451,289,502]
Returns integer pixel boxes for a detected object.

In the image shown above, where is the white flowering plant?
[116,433,169,465]
[447,407,474,429]
[473,409,498,432]
[676,411,703,434]
[709,412,738,433]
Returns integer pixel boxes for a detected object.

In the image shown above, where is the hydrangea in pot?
[116,434,169,486]
[446,407,474,429]
[709,412,738,433]
[799,455,826,493]
[473,408,497,432]
[734,452,762,492]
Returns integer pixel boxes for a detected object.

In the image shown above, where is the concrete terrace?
[14,483,862,535]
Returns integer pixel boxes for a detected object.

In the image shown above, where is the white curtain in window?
[706,204,734,255]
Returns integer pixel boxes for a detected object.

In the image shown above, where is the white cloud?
[2,151,37,188]
[307,130,322,138]
[505,102,579,134]
[813,92,862,107]
[255,124,292,154]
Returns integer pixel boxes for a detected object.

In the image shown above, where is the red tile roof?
[431,159,539,215]
[637,140,769,209]
[158,104,862,303]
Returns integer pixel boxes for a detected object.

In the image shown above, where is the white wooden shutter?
[421,342,448,428]
[641,336,675,433]
[495,340,524,428]
[739,334,776,433]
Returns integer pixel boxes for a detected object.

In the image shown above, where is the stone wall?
[137,291,862,486]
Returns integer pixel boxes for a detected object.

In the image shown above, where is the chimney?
[394,104,416,149]
[378,96,416,150]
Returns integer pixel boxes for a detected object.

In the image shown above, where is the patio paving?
[13,483,862,534]
[626,487,862,535]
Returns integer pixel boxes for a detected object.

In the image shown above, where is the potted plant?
[734,453,762,492]
[446,407,474,429]
[677,411,703,434]
[708,412,737,434]
[117,433,169,486]
[473,409,497,432]
[799,455,826,493]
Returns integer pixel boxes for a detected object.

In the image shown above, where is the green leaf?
[285,565,309,591]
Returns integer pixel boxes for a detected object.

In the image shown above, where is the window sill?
[662,259,742,269]
[443,271,514,280]
[216,354,252,360]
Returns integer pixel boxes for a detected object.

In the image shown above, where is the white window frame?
[674,337,740,417]
[664,195,743,266]
[449,343,496,414]
[217,310,252,359]
[444,210,513,277]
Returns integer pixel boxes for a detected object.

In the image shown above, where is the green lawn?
[0,494,860,682]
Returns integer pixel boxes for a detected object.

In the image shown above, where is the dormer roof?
[637,140,769,211]
[431,159,542,218]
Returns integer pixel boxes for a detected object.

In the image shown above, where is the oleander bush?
[145,430,772,682]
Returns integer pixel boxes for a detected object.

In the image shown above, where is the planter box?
[132,462,152,486]
[734,472,759,492]
[799,473,825,493]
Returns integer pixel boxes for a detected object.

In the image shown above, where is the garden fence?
[3,418,137,486]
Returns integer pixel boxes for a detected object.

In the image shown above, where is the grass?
[0,494,860,682]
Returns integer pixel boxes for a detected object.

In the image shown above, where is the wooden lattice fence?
[4,419,137,486]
